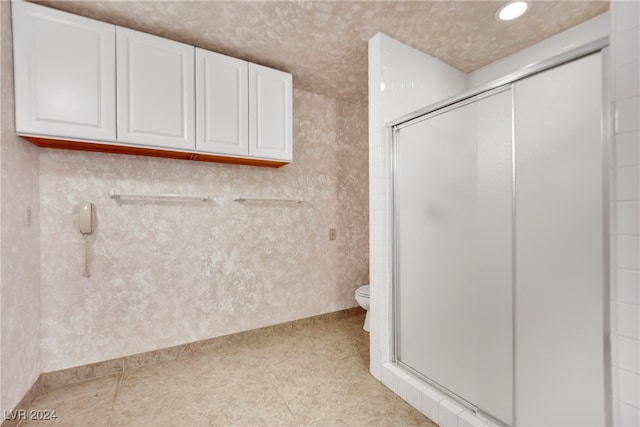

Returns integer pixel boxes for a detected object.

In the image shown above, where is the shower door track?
[396,358,509,427]
[387,37,608,129]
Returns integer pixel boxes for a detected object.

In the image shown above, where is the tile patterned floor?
[19,314,435,427]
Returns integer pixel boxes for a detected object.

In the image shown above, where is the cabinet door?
[12,1,116,141]
[249,63,292,161]
[117,27,195,150]
[195,49,248,156]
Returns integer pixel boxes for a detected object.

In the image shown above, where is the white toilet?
[354,284,370,332]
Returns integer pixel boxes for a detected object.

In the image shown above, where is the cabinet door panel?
[249,63,292,161]
[12,1,116,141]
[117,27,195,150]
[196,49,248,156]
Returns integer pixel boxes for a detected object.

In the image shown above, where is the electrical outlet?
[329,228,337,240]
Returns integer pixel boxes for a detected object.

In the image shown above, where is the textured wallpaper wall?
[1,0,42,413]
[39,89,369,372]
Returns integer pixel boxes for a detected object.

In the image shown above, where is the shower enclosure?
[392,47,609,426]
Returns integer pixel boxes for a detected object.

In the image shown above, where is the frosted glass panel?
[475,90,514,424]
[514,52,604,426]
[396,102,478,403]
[395,88,513,422]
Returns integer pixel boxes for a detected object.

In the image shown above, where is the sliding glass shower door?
[393,52,606,426]
[395,87,514,425]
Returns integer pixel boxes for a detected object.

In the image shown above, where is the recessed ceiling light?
[495,1,529,21]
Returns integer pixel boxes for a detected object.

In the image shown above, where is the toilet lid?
[356,284,370,297]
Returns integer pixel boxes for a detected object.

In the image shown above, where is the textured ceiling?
[33,0,609,100]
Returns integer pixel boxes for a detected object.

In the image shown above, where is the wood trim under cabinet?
[21,136,289,168]
[191,153,287,168]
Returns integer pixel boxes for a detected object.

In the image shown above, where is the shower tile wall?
[612,0,640,423]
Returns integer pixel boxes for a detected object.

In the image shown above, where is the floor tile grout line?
[107,365,125,427]
[268,381,300,426]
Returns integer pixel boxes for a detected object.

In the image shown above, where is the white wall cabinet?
[117,27,195,150]
[12,0,116,142]
[249,63,293,161]
[197,53,293,162]
[12,1,292,167]
[195,49,248,156]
